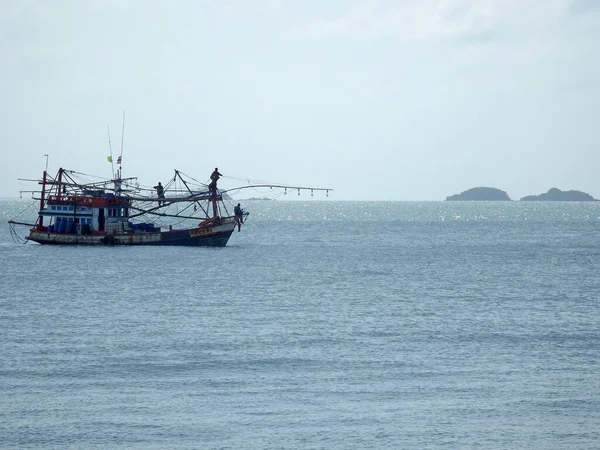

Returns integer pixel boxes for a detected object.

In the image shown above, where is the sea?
[1,199,599,449]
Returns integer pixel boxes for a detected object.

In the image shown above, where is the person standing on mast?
[208,167,222,197]
[154,182,165,206]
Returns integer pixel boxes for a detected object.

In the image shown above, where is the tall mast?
[212,198,218,218]
[107,125,115,180]
[38,170,47,229]
[57,168,64,200]
[115,110,125,196]
[114,166,122,196]
[211,192,219,218]
[119,110,125,165]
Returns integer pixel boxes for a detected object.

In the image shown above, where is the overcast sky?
[1,0,599,200]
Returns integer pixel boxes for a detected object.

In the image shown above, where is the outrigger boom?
[221,184,330,197]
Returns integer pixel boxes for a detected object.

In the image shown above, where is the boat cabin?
[40,190,134,235]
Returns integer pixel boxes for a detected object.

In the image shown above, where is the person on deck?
[234,203,244,232]
[209,168,222,197]
[154,182,165,206]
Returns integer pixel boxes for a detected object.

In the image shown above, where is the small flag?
[117,156,122,165]
[107,155,113,163]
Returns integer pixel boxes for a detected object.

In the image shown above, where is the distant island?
[446,187,511,201]
[520,188,597,201]
[445,186,597,201]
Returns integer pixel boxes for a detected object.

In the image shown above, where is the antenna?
[43,154,49,173]
[107,125,115,179]
[119,110,125,168]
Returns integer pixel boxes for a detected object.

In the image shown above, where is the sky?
[1,0,599,201]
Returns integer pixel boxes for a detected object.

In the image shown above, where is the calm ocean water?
[1,199,599,449]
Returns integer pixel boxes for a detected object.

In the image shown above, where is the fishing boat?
[8,163,330,247]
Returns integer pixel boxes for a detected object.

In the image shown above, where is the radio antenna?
[107,125,115,179]
[119,110,125,169]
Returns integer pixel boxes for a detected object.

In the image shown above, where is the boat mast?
[211,193,219,218]
[36,154,50,229]
[57,168,64,200]
[38,170,47,229]
[114,167,122,196]
[115,110,125,196]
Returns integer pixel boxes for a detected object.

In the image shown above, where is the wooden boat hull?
[27,220,236,247]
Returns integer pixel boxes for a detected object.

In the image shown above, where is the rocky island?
[520,188,597,201]
[446,187,511,201]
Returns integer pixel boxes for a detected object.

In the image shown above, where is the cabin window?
[68,206,73,211]
[51,206,56,210]
[80,207,87,212]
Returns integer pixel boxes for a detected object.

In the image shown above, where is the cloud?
[287,0,377,39]
[288,0,572,41]
[569,0,600,13]
[0,0,43,24]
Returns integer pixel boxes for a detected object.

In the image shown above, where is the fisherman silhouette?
[234,203,244,231]
[153,182,165,206]
[209,168,222,197]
